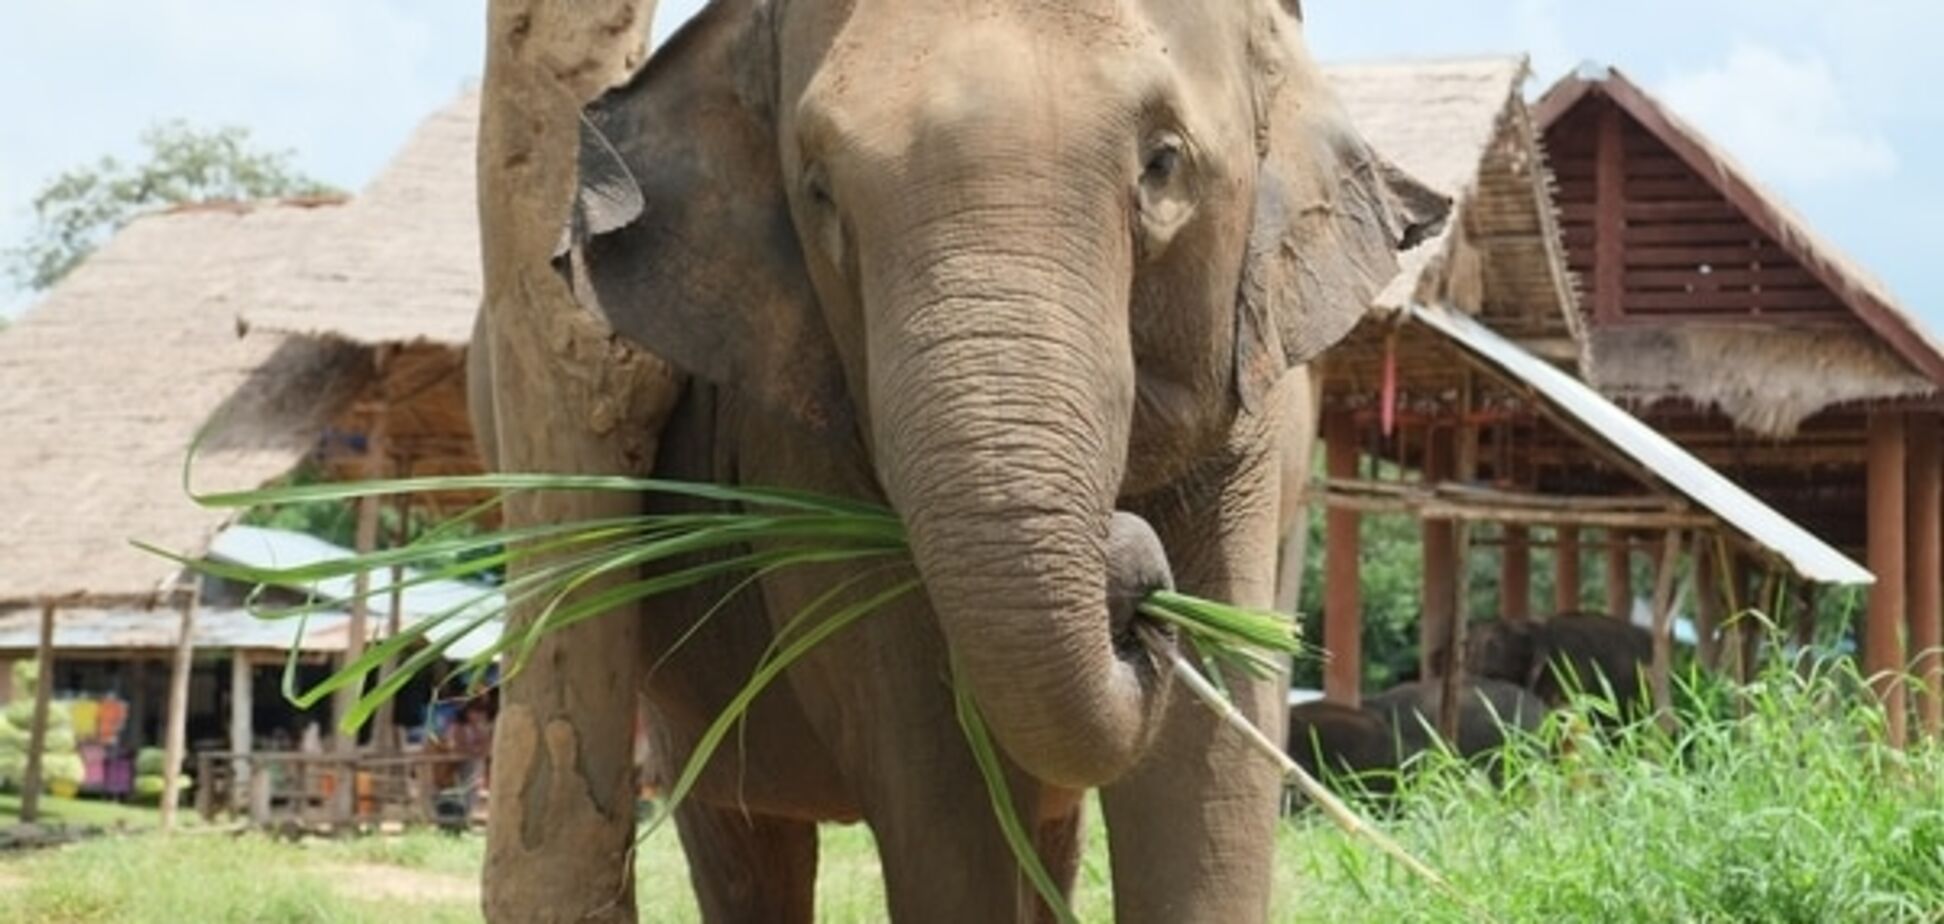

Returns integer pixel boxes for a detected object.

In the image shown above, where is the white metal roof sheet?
[1409,303,1874,586]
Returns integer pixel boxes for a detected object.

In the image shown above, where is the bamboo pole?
[228,653,253,813]
[1649,531,1683,732]
[18,601,57,824]
[160,580,200,832]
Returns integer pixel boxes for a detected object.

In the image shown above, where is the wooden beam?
[1323,412,1363,706]
[1439,415,1482,741]
[229,654,254,814]
[1593,100,1626,323]
[1867,411,1908,748]
[18,602,57,824]
[160,582,199,832]
[1556,526,1582,614]
[1605,531,1632,619]
[1909,414,1942,739]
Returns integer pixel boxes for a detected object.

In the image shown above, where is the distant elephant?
[1285,700,1400,797]
[1362,679,1548,762]
[1466,613,1654,717]
[472,1,1447,921]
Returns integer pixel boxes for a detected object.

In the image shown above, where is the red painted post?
[1908,414,1941,739]
[1868,412,1909,748]
[1323,412,1363,706]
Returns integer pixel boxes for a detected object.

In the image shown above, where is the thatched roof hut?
[1535,64,1943,440]
[0,201,365,606]
[0,92,488,609]
[1532,65,1942,741]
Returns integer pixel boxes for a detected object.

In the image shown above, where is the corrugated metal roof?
[207,525,504,662]
[0,606,345,654]
[1408,304,1875,586]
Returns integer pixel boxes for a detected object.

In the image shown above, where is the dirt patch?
[321,863,477,905]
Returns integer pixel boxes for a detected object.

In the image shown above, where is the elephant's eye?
[1142,139,1183,189]
[803,164,835,209]
[1136,132,1195,260]
[1143,144,1174,186]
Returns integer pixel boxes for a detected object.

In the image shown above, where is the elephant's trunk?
[867,222,1173,789]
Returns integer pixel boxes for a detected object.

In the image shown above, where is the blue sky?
[3,1,1937,331]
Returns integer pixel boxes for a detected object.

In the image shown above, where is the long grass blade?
[643,578,921,840]
[954,674,1082,924]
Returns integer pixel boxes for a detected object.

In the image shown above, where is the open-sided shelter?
[1308,57,1872,721]
[1534,65,1943,742]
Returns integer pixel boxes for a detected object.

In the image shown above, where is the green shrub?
[135,746,168,776]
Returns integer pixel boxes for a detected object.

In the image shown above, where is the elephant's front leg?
[1103,389,1293,923]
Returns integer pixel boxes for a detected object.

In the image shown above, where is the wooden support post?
[161,582,199,832]
[1555,525,1582,614]
[374,490,410,755]
[1649,530,1683,731]
[1605,531,1632,620]
[1867,411,1908,748]
[1694,539,1723,671]
[1420,428,1458,683]
[1743,570,1776,683]
[1909,414,1942,739]
[335,410,387,759]
[1795,585,1821,679]
[0,656,15,705]
[1323,412,1363,706]
[19,602,57,824]
[1502,525,1531,622]
[1438,419,1481,741]
[1593,101,1627,323]
[229,654,253,813]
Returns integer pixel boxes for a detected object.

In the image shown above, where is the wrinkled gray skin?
[1466,613,1655,720]
[1363,679,1548,762]
[479,0,1444,920]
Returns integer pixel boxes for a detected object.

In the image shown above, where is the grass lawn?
[3,658,1940,922]
[0,794,166,830]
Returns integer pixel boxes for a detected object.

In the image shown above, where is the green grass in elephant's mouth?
[141,472,1469,923]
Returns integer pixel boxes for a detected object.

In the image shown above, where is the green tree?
[5,121,337,291]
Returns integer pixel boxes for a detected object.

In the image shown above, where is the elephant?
[1466,613,1655,719]
[478,1,1446,920]
[1361,679,1548,767]
[1285,700,1401,798]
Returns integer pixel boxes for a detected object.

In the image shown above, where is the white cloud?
[1658,42,1897,187]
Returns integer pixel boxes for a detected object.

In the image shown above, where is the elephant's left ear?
[1235,11,1449,410]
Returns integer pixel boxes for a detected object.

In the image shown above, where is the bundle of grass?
[145,472,1460,920]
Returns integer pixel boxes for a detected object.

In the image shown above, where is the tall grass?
[1284,644,1944,923]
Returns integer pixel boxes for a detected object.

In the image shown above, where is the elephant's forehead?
[793,7,1162,157]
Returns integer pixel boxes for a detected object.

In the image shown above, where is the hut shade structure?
[1535,65,1943,733]
[1309,56,1870,709]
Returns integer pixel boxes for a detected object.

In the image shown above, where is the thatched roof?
[237,90,482,347]
[0,203,368,605]
[1535,65,1944,435]
[1329,56,1582,355]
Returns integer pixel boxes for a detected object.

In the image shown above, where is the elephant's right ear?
[562,0,851,435]
[1234,8,1450,410]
